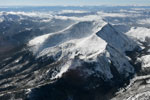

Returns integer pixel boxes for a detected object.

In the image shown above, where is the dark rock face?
[26,66,132,100]
[0,44,137,100]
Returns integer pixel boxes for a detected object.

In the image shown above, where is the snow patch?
[28,34,50,46]
[141,55,150,68]
[0,17,3,22]
[52,60,72,79]
[75,34,107,59]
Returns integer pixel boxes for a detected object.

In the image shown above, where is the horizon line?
[0,4,150,7]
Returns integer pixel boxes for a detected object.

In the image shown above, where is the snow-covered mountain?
[0,6,150,100]
[27,19,138,81]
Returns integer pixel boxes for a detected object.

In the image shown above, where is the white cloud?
[54,14,102,21]
[97,11,128,18]
[59,10,89,14]
[0,11,53,18]
[137,18,150,24]
[126,27,150,42]
[7,11,38,16]
[131,8,146,11]
[119,9,139,13]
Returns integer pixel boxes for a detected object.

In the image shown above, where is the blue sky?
[0,0,150,6]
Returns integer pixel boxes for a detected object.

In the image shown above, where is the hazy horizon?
[0,0,150,6]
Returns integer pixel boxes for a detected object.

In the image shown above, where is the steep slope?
[96,23,137,53]
[0,19,140,100]
[28,20,106,54]
[111,26,150,100]
[27,20,137,81]
[25,20,139,100]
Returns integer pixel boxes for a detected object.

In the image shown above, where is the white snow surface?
[141,55,150,68]
[126,91,150,100]
[28,19,107,54]
[28,34,50,46]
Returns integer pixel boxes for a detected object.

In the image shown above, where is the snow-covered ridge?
[27,19,137,80]
[28,20,107,54]
[96,23,137,53]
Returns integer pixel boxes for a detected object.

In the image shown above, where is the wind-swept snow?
[28,34,50,46]
[28,20,106,54]
[75,34,107,59]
